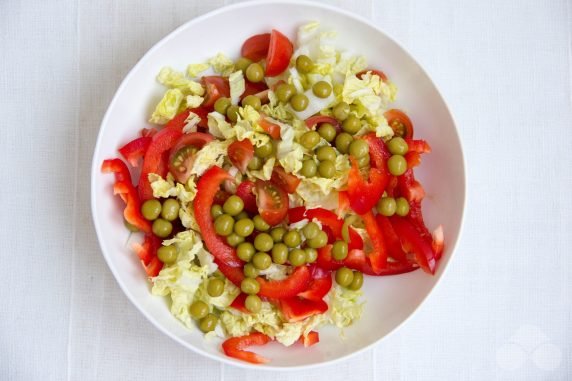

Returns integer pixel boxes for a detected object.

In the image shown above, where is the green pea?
[333,83,344,95]
[245,63,264,83]
[254,233,274,252]
[335,267,354,287]
[207,278,225,297]
[243,263,259,278]
[160,198,180,221]
[395,197,410,216]
[223,195,244,216]
[214,97,231,115]
[302,222,320,240]
[333,102,350,121]
[199,313,218,333]
[271,243,289,265]
[318,123,337,143]
[388,155,407,176]
[387,137,409,155]
[124,219,139,232]
[235,211,249,221]
[296,55,314,73]
[234,218,254,237]
[290,94,309,111]
[289,248,306,266]
[157,245,178,264]
[189,300,209,319]
[332,240,348,261]
[307,230,328,248]
[357,154,370,168]
[348,271,364,290]
[270,227,286,242]
[275,83,296,103]
[348,139,369,158]
[316,146,336,162]
[312,81,332,98]
[211,204,224,219]
[252,252,272,270]
[214,214,234,236]
[245,294,262,313]
[305,248,318,263]
[241,94,262,110]
[254,141,274,158]
[226,105,240,123]
[300,131,321,149]
[241,277,260,294]
[226,233,244,247]
[235,57,252,73]
[335,132,353,154]
[141,199,162,221]
[237,242,255,262]
[342,115,362,134]
[377,197,396,217]
[152,218,173,238]
[252,215,269,231]
[318,160,336,178]
[283,230,301,248]
[301,159,318,177]
[247,156,263,170]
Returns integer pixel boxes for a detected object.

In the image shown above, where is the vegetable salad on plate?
[101,22,444,364]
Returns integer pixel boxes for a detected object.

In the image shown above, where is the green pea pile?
[335,267,363,290]
[139,198,180,238]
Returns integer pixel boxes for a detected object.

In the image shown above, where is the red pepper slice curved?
[256,265,311,299]
[194,166,243,267]
[298,331,320,347]
[230,293,249,313]
[222,333,271,364]
[357,69,388,81]
[118,137,151,167]
[112,181,152,234]
[258,115,281,139]
[390,216,436,274]
[216,260,245,286]
[361,211,387,272]
[279,297,328,322]
[432,225,445,260]
[347,158,387,215]
[305,115,341,133]
[396,169,425,203]
[101,158,132,184]
[408,201,433,245]
[376,214,407,262]
[165,109,191,132]
[132,234,163,276]
[405,151,422,169]
[318,245,418,275]
[296,275,332,302]
[138,128,183,201]
[236,180,258,213]
[405,139,431,154]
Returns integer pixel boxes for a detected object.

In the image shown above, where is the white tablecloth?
[1,0,570,379]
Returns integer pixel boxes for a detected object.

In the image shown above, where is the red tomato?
[258,116,281,139]
[265,29,293,77]
[229,293,249,313]
[222,333,271,364]
[357,69,388,81]
[228,140,254,173]
[201,76,230,107]
[270,166,300,194]
[347,158,387,215]
[305,115,341,133]
[167,132,214,183]
[255,180,289,226]
[242,81,268,99]
[235,181,257,214]
[299,331,319,347]
[384,109,414,138]
[241,33,271,62]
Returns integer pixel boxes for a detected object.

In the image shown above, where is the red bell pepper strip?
[222,333,271,364]
[230,293,249,313]
[347,158,387,215]
[298,331,320,347]
[337,191,350,218]
[236,181,258,213]
[362,133,391,169]
[256,265,311,299]
[305,115,341,133]
[132,234,163,277]
[216,260,245,286]
[279,297,328,322]
[101,158,132,184]
[118,137,151,167]
[376,214,407,262]
[390,216,436,274]
[396,169,425,203]
[432,225,444,260]
[408,201,433,246]
[297,265,332,301]
[361,211,388,272]
[138,127,183,201]
[357,69,388,81]
[194,166,243,267]
[405,151,422,169]
[405,139,431,154]
[112,181,152,234]
[165,109,191,132]
[258,115,281,139]
[140,127,157,137]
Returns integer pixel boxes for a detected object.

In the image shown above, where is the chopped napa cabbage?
[274,314,328,346]
[247,157,275,181]
[288,218,309,231]
[328,286,364,329]
[191,139,232,176]
[156,67,204,96]
[258,264,290,281]
[291,88,335,121]
[334,52,368,77]
[207,112,235,140]
[208,53,235,76]
[238,104,261,125]
[187,62,210,78]
[342,72,397,119]
[149,88,185,124]
[185,95,204,109]
[261,98,293,122]
[220,303,283,338]
[277,142,304,174]
[148,173,199,230]
[229,70,245,105]
[195,277,240,310]
[182,111,201,134]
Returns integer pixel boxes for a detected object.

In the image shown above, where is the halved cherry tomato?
[241,33,271,62]
[168,132,214,183]
[357,69,388,81]
[242,81,269,100]
[265,29,293,77]
[230,293,249,313]
[271,166,300,194]
[347,158,387,215]
[279,297,328,322]
[255,180,289,226]
[258,115,281,139]
[228,140,254,173]
[201,76,230,108]
[112,181,152,234]
[298,331,319,347]
[390,216,436,274]
[305,115,341,133]
[384,109,414,139]
[257,265,311,299]
[236,180,258,213]
[118,137,151,167]
[222,333,271,364]
[194,166,243,267]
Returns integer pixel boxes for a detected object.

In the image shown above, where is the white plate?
[91,0,466,370]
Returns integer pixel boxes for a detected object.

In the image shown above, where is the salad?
[101,22,444,364]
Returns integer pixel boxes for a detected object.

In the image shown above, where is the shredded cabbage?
[156,67,204,96]
[208,53,235,76]
[187,63,210,78]
[149,88,185,124]
[229,70,245,105]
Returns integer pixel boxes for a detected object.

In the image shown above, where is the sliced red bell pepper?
[337,191,350,218]
[138,127,183,201]
[112,181,152,234]
[345,249,419,275]
[361,211,387,272]
[118,136,151,167]
[432,225,444,260]
[362,133,391,170]
[194,166,243,267]
[236,180,258,213]
[357,69,388,81]
[257,265,311,299]
[347,158,387,215]
[258,116,281,140]
[305,115,341,133]
[144,256,164,277]
[165,109,191,131]
[316,245,345,271]
[396,169,425,203]
[405,151,422,169]
[297,265,332,301]
[279,297,328,322]
[390,216,436,274]
[140,127,157,137]
[216,259,245,286]
[408,201,433,246]
[375,214,407,262]
[101,158,132,184]
[298,331,319,347]
[405,138,431,154]
[132,233,161,266]
[230,293,249,313]
[222,333,271,364]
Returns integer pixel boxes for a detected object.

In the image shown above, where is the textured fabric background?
[1,0,570,379]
